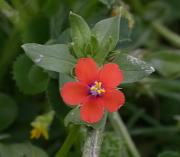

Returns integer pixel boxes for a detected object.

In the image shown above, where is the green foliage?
[99,0,115,8]
[0,143,48,157]
[0,0,180,156]
[0,93,17,132]
[13,54,49,94]
[47,80,69,119]
[147,50,180,78]
[100,132,128,157]
[112,51,155,83]
[22,43,76,74]
[69,12,91,57]
[158,151,180,157]
[93,16,120,63]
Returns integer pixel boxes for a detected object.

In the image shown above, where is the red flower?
[61,58,125,123]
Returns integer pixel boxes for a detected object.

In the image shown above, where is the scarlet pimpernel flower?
[61,58,125,123]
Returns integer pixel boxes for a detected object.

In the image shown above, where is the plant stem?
[109,112,141,157]
[152,21,180,48]
[0,0,19,25]
[129,0,180,48]
[130,126,179,136]
[82,127,105,157]
[55,125,79,157]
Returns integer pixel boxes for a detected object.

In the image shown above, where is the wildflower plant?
[21,10,154,157]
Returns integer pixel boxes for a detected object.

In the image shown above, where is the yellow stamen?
[90,81,105,95]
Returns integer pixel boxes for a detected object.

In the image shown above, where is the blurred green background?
[0,0,180,157]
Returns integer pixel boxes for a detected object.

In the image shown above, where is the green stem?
[82,116,107,157]
[109,112,141,157]
[152,21,180,48]
[82,127,104,157]
[0,0,19,25]
[55,125,79,157]
[128,0,180,48]
[130,126,179,136]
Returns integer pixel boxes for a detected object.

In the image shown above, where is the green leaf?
[59,73,74,88]
[158,151,180,157]
[64,107,107,129]
[28,65,49,84]
[22,43,76,74]
[69,12,91,57]
[147,50,180,78]
[0,94,17,131]
[112,52,155,83]
[0,143,48,157]
[99,0,115,8]
[13,54,49,94]
[92,16,120,63]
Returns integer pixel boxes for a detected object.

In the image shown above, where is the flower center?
[90,81,105,96]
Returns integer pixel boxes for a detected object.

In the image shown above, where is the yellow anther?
[90,81,105,95]
[100,89,105,93]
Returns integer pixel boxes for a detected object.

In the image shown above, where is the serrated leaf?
[0,93,17,131]
[112,52,155,83]
[64,107,107,129]
[13,54,49,94]
[158,151,180,157]
[92,16,120,63]
[69,12,91,57]
[0,143,48,157]
[22,43,76,74]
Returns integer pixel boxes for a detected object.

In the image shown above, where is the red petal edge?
[99,63,123,88]
[80,96,104,123]
[101,89,125,112]
[61,82,88,105]
[75,58,99,84]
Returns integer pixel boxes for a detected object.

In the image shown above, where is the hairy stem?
[109,112,141,157]
[55,125,79,157]
[82,127,105,157]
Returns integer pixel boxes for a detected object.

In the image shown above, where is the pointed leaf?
[69,12,91,57]
[92,16,120,63]
[22,43,76,74]
[112,52,155,83]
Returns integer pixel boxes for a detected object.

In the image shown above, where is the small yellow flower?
[30,111,54,140]
[31,122,49,140]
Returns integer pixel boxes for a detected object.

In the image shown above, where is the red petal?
[101,89,125,112]
[80,97,104,123]
[99,63,123,88]
[61,82,88,105]
[75,58,99,84]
